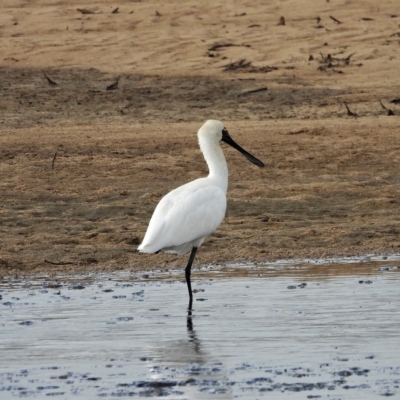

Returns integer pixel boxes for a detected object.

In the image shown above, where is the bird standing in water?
[138,120,264,308]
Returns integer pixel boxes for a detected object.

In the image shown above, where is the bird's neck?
[199,137,228,193]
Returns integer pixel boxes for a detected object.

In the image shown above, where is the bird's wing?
[138,182,226,253]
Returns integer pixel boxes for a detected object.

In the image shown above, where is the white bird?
[138,120,264,307]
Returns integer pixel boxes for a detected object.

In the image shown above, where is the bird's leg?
[185,247,198,309]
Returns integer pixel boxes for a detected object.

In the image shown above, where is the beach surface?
[1,0,400,275]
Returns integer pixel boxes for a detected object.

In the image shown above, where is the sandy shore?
[1,0,400,275]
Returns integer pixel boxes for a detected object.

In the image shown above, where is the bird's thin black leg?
[185,247,198,310]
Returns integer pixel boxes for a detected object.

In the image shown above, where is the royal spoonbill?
[138,120,264,307]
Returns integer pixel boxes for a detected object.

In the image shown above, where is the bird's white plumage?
[138,179,226,254]
[138,120,228,255]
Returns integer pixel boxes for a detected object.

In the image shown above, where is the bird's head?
[198,120,264,168]
[198,120,225,142]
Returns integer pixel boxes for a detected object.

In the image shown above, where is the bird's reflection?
[146,305,204,364]
[186,306,201,355]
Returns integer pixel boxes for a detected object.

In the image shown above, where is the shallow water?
[1,256,400,399]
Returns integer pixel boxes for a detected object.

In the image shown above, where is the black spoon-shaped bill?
[221,129,265,168]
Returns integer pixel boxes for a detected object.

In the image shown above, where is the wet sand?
[1,0,400,276]
[2,117,400,276]
[1,259,400,399]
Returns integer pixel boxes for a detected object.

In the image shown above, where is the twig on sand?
[344,102,357,117]
[44,259,74,265]
[379,100,394,116]
[344,52,356,64]
[223,59,277,73]
[318,52,356,71]
[52,152,57,169]
[224,59,252,71]
[329,15,342,24]
[237,87,268,97]
[277,16,285,26]
[208,43,251,52]
[107,76,120,90]
[43,70,57,86]
[77,8,95,14]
